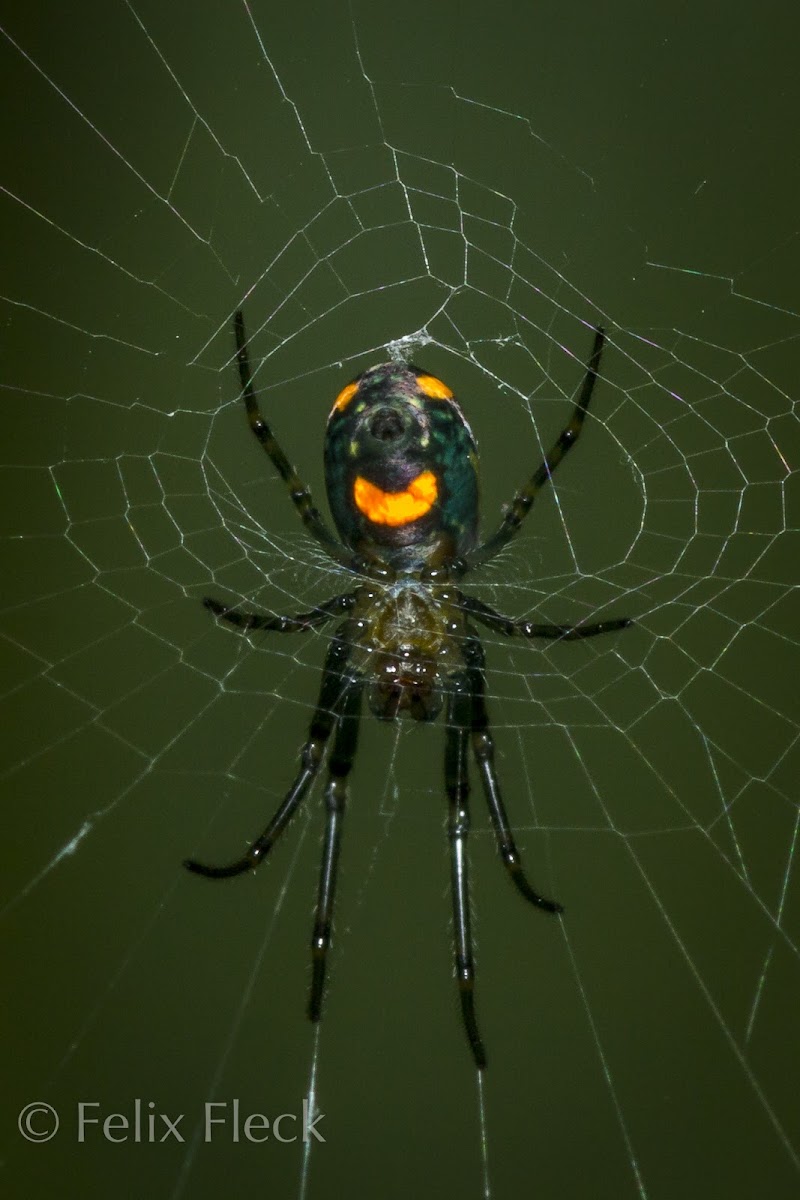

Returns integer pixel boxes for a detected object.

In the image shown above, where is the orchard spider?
[185,311,630,1067]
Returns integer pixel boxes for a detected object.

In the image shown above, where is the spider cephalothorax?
[185,310,631,1068]
[351,578,459,722]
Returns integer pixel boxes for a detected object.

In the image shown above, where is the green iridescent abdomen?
[324,361,479,571]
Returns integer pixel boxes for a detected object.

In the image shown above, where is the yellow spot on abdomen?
[353,470,438,527]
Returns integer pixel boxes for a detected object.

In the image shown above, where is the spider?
[185,310,631,1068]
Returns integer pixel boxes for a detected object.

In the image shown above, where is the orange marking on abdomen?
[353,470,438,526]
[416,374,453,400]
[331,381,359,414]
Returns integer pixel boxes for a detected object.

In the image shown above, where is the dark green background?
[2,2,798,1197]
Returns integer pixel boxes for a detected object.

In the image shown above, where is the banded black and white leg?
[460,326,606,575]
[444,632,564,1069]
[308,665,363,1021]
[233,310,360,573]
[445,672,486,1068]
[185,625,363,1024]
[457,592,631,642]
[461,632,563,914]
[203,591,357,634]
[184,629,357,879]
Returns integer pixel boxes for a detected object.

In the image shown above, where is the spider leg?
[183,628,354,879]
[445,672,487,1069]
[233,310,359,572]
[460,326,605,574]
[204,591,356,633]
[308,669,364,1022]
[462,631,563,914]
[457,592,632,641]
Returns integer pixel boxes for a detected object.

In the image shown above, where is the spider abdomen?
[325,361,479,570]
